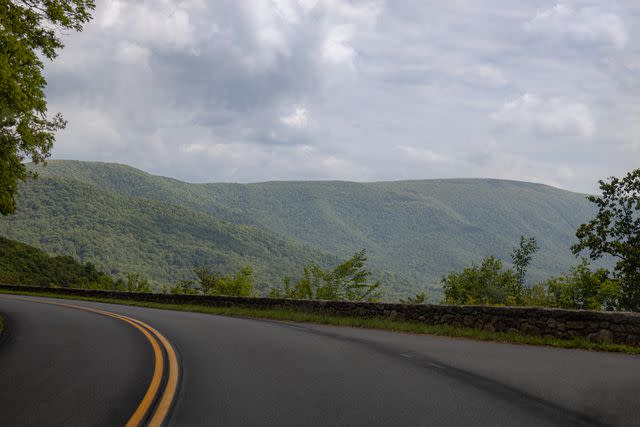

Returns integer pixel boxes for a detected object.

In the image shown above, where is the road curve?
[1,295,639,426]
[0,296,157,426]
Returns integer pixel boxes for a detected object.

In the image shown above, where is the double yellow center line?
[4,296,179,427]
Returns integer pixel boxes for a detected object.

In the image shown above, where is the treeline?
[0,236,150,292]
[268,249,380,301]
[168,266,255,297]
[435,168,639,312]
[166,249,381,302]
[441,254,621,310]
[0,233,381,302]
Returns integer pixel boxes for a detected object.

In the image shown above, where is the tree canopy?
[511,235,538,289]
[0,235,151,292]
[572,169,640,310]
[269,250,381,302]
[527,259,620,311]
[0,0,95,214]
[442,256,520,305]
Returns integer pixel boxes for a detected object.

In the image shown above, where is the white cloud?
[451,63,508,88]
[323,25,356,67]
[115,41,150,65]
[99,0,124,28]
[280,106,309,129]
[491,93,595,138]
[177,140,368,181]
[244,1,296,67]
[98,0,198,52]
[321,0,382,68]
[525,3,628,48]
[241,0,381,70]
[52,108,125,155]
[179,142,207,154]
[396,145,452,164]
[471,64,508,87]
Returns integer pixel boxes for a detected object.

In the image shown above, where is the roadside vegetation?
[0,237,380,302]
[268,250,381,302]
[441,255,621,310]
[169,266,255,297]
[437,168,639,312]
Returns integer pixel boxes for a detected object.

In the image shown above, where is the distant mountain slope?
[25,160,597,288]
[0,236,112,287]
[0,176,342,293]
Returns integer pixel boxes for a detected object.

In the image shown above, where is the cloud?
[323,25,357,67]
[450,63,509,88]
[470,64,508,87]
[177,140,369,181]
[99,0,199,52]
[396,145,451,165]
[491,93,595,139]
[115,41,150,65]
[42,0,639,193]
[280,106,309,129]
[524,3,628,48]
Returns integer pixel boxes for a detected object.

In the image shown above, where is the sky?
[44,0,639,193]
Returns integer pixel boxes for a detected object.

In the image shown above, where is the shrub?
[526,259,621,310]
[442,256,520,305]
[169,266,255,297]
[270,250,381,302]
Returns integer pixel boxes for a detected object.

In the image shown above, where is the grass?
[1,288,639,355]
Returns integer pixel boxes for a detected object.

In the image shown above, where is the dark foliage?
[0,1,94,214]
[572,169,640,310]
[0,235,112,287]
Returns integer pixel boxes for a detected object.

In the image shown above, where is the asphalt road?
[0,295,639,426]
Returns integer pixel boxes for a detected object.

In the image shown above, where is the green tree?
[220,266,254,297]
[0,0,95,214]
[399,292,427,304]
[511,235,538,291]
[194,266,218,294]
[571,169,640,310]
[169,279,199,295]
[442,256,520,305]
[270,250,381,302]
[528,259,621,311]
[193,265,254,297]
[125,272,151,293]
[0,236,117,288]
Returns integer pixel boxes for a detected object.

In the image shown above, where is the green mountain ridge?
[33,161,596,278]
[0,175,347,293]
[0,160,598,298]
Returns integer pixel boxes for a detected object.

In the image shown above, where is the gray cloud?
[44,0,639,192]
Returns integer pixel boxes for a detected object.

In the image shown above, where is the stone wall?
[2,284,639,346]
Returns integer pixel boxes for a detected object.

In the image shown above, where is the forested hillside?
[0,176,352,293]
[23,161,597,288]
[0,236,112,288]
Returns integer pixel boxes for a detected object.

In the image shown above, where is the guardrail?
[1,283,639,346]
